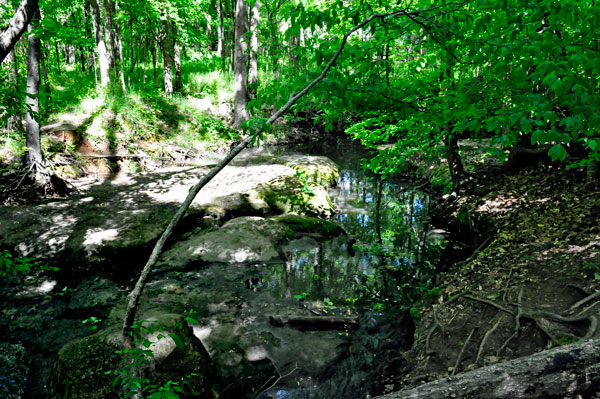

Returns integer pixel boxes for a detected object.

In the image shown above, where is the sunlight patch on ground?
[83,228,119,247]
[80,97,104,114]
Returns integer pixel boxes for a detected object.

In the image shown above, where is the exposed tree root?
[451,328,475,376]
[475,316,502,365]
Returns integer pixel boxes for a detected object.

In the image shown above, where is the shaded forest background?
[0,0,598,190]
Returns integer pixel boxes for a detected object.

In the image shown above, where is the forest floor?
[383,160,600,394]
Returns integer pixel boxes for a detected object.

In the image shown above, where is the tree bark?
[173,25,182,93]
[160,20,173,95]
[0,0,38,65]
[89,0,110,87]
[4,48,21,133]
[248,0,259,87]
[444,131,464,194]
[114,0,126,93]
[233,0,250,128]
[217,0,225,71]
[25,8,42,168]
[375,338,600,399]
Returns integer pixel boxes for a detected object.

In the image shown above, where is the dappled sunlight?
[143,330,177,361]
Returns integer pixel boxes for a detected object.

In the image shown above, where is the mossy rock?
[48,314,218,399]
[259,174,334,218]
[277,155,340,187]
[271,214,345,237]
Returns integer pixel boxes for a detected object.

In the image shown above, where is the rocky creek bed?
[0,147,445,399]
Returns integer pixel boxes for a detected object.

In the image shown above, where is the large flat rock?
[0,158,336,272]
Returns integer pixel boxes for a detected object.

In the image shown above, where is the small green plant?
[109,320,191,398]
[0,250,58,280]
[296,170,315,195]
[294,292,310,301]
[82,316,102,331]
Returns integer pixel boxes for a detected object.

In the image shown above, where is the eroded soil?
[384,165,600,394]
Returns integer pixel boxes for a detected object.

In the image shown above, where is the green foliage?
[294,292,310,301]
[82,316,102,331]
[109,320,190,399]
[0,250,58,280]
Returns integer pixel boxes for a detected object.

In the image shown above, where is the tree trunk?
[173,25,182,93]
[151,42,158,87]
[114,0,126,94]
[89,0,110,87]
[248,0,259,87]
[0,0,39,64]
[101,0,116,73]
[25,8,42,168]
[444,130,464,194]
[4,48,21,133]
[376,338,600,399]
[160,20,173,95]
[217,0,226,71]
[233,0,250,128]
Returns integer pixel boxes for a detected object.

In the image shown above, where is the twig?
[3,162,34,192]
[251,364,298,399]
[452,328,475,376]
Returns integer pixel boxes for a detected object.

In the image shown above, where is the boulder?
[68,277,126,312]
[156,217,287,270]
[277,154,341,187]
[48,313,218,399]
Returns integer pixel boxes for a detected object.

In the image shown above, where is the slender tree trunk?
[248,0,259,87]
[444,130,465,194]
[173,24,182,93]
[217,0,225,71]
[114,0,126,94]
[4,48,21,133]
[161,20,173,95]
[25,8,42,168]
[229,0,235,73]
[90,0,110,87]
[233,0,250,128]
[151,42,158,87]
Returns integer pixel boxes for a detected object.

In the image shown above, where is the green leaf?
[548,144,567,162]
[185,316,200,325]
[588,139,598,151]
[169,333,184,349]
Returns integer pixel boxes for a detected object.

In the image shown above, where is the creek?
[182,144,447,399]
[0,143,447,399]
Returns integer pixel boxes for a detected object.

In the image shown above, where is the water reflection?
[264,150,445,307]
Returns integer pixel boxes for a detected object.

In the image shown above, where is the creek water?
[203,144,447,399]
